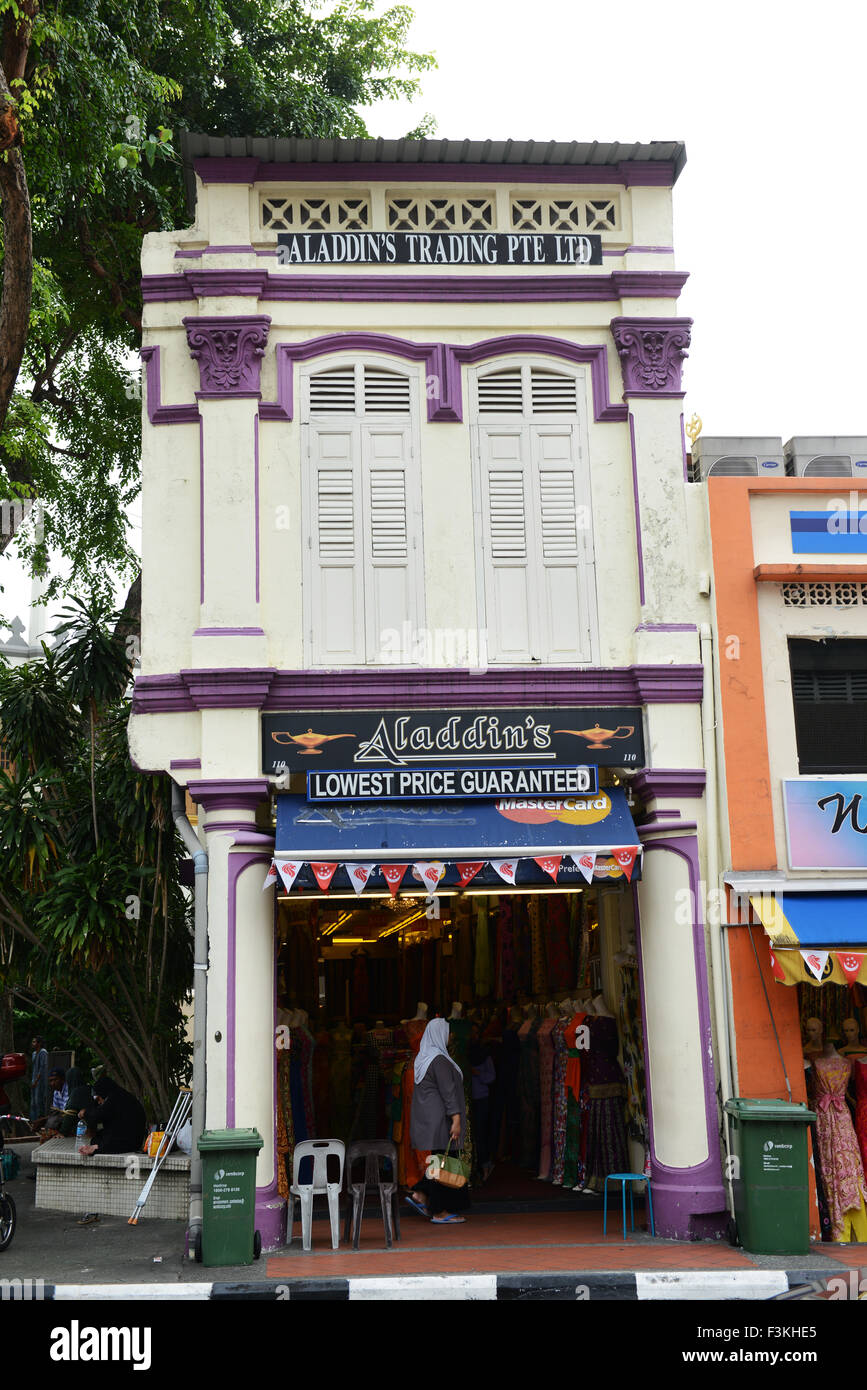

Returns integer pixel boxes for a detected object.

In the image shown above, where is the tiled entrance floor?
[267,1209,865,1280]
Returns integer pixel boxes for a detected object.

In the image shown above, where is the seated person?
[78,1076,147,1157]
[35,1069,69,1142]
[59,1068,93,1138]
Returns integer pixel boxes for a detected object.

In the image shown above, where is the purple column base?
[255,1186,287,1251]
[649,1155,729,1241]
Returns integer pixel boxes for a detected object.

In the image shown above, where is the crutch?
[128,1088,192,1224]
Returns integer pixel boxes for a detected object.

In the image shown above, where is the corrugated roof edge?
[178,131,687,215]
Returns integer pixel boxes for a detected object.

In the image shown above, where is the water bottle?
[75,1117,86,1151]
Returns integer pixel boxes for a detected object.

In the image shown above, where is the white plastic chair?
[288,1139,345,1252]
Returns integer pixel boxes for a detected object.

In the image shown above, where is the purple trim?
[629,414,645,606]
[254,415,260,603]
[680,411,688,482]
[639,816,698,833]
[131,663,704,715]
[183,315,271,395]
[635,623,697,631]
[169,758,201,770]
[260,332,626,427]
[203,819,260,834]
[226,848,272,1128]
[194,627,265,636]
[611,317,692,397]
[188,778,271,814]
[143,269,688,306]
[178,242,674,261]
[625,245,676,253]
[633,768,706,800]
[199,418,205,605]
[140,347,198,425]
[194,158,678,188]
[640,835,727,1239]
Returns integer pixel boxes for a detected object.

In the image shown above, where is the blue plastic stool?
[602,1172,655,1239]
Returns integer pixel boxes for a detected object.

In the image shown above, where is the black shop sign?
[277,231,603,267]
[262,707,644,774]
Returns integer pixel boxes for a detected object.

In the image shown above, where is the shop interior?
[273,876,650,1210]
[798,980,867,1243]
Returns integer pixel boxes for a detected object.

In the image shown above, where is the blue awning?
[750,891,867,949]
[274,788,640,890]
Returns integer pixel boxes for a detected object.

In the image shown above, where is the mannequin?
[449,1001,463,1020]
[414,1001,429,1021]
[839,1018,867,1057]
[592,994,614,1019]
[803,1017,824,1057]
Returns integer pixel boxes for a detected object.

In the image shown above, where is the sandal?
[431,1214,466,1224]
[405,1195,430,1218]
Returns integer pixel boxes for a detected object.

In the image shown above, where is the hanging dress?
[536,1016,557,1180]
[550,1015,570,1184]
[397,1019,428,1189]
[854,1058,867,1180]
[289,1026,316,1141]
[562,1012,588,1188]
[583,1015,629,1193]
[517,1016,542,1170]
[811,1051,867,1242]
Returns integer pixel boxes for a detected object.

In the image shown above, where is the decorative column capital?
[610,316,692,397]
[183,315,271,395]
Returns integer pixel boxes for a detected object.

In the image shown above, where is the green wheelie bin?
[196,1128,264,1267]
[724,1098,817,1255]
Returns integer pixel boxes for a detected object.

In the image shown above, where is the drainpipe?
[700,621,736,1219]
[172,783,208,1246]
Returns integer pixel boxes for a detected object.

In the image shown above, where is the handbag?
[426,1136,470,1189]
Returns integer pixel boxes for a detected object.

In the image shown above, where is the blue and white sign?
[306,764,598,803]
[783,777,867,869]
[790,510,867,554]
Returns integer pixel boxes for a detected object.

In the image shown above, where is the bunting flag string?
[612,847,638,882]
[380,863,409,891]
[800,948,830,982]
[490,858,519,885]
[413,862,447,891]
[455,862,485,887]
[263,850,642,893]
[837,951,865,985]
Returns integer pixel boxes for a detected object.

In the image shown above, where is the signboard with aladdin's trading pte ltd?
[262,707,644,775]
[277,231,603,267]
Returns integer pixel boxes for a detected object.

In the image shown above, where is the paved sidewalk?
[4,1144,865,1299]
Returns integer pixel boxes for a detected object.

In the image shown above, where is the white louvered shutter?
[362,423,419,660]
[532,424,592,662]
[477,426,536,662]
[307,423,365,664]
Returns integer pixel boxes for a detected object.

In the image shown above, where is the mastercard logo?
[496,794,612,827]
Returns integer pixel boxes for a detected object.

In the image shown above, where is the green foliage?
[0,0,435,602]
[0,609,193,1114]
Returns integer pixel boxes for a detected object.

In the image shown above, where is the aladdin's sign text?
[277,231,602,267]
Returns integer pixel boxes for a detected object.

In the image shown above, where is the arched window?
[301,360,423,666]
[471,362,597,664]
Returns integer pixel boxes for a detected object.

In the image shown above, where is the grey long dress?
[410,1055,466,1151]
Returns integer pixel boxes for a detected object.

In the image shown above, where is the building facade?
[705,453,867,1241]
[129,135,728,1248]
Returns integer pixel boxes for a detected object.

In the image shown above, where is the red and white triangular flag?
[276,860,303,891]
[456,861,484,887]
[347,862,377,896]
[414,861,446,891]
[768,945,786,982]
[380,863,409,892]
[263,861,279,892]
[612,847,638,882]
[836,951,865,985]
[310,862,338,892]
[490,858,518,885]
[801,949,829,982]
[574,851,596,884]
[534,855,562,883]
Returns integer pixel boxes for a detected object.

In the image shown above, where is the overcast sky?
[3,0,865,633]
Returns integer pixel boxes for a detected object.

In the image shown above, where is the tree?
[0,0,435,601]
[0,608,193,1116]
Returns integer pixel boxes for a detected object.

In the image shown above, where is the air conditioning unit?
[785,437,867,478]
[691,436,785,480]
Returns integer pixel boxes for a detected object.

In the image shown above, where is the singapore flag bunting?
[380,864,409,891]
[801,949,829,982]
[612,847,638,881]
[836,951,865,984]
[574,852,596,884]
[348,863,377,896]
[534,856,562,883]
[263,861,279,892]
[310,862,338,892]
[490,859,518,884]
[276,860,303,891]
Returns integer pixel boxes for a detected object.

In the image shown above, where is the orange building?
[705,453,867,1240]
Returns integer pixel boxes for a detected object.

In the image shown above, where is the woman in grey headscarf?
[406,1017,469,1225]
